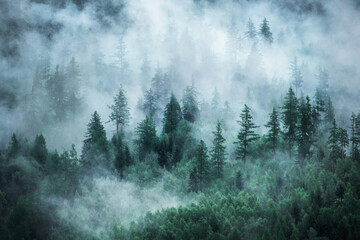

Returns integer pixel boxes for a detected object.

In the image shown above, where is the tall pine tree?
[210,121,226,178]
[281,87,298,160]
[162,93,182,134]
[234,104,259,170]
[108,86,130,139]
[265,107,281,161]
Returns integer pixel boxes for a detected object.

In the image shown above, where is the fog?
[1,0,360,237]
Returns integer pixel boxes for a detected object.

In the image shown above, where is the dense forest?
[1,0,360,239]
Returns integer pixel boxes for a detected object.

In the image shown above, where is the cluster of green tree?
[0,79,360,239]
[245,18,273,44]
[26,57,83,132]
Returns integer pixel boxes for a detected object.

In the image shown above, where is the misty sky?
[1,0,360,149]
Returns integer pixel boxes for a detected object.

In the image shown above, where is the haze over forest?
[0,0,360,239]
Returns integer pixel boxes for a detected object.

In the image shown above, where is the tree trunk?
[244,144,246,171]
[289,139,292,160]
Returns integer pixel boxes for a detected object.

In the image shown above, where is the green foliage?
[234,104,259,169]
[211,121,226,178]
[260,18,273,44]
[108,85,130,136]
[265,107,281,160]
[282,87,298,160]
[135,116,158,160]
[182,81,199,123]
[30,134,48,164]
[82,111,109,167]
[163,93,182,134]
[6,133,20,160]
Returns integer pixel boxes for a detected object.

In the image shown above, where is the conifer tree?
[290,57,303,96]
[265,107,281,160]
[338,128,349,160]
[143,88,159,118]
[234,104,259,170]
[195,140,210,190]
[108,86,130,139]
[281,87,298,160]
[324,96,335,127]
[163,93,182,134]
[66,57,82,114]
[210,121,226,178]
[7,133,20,159]
[297,96,313,162]
[82,111,108,165]
[182,81,199,123]
[135,116,158,160]
[328,119,340,172]
[259,18,273,44]
[31,134,48,164]
[350,113,359,161]
[245,18,257,39]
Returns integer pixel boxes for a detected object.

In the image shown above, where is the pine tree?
[290,57,303,96]
[66,57,82,115]
[112,135,125,174]
[46,65,67,121]
[143,88,159,118]
[7,133,20,159]
[234,104,259,170]
[338,127,349,159]
[195,140,210,191]
[328,119,340,172]
[259,18,273,44]
[135,116,158,160]
[245,18,257,39]
[315,67,329,113]
[281,87,298,160]
[297,96,313,162]
[324,96,335,127]
[82,111,108,165]
[182,81,199,123]
[31,134,48,164]
[108,86,130,139]
[210,121,226,178]
[350,113,359,161]
[162,93,182,134]
[265,107,281,161]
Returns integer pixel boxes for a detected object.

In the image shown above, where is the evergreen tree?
[66,57,82,115]
[297,96,313,162]
[143,88,159,118]
[350,112,359,161]
[112,135,125,174]
[151,69,169,108]
[338,127,349,160]
[265,107,281,161]
[234,104,259,170]
[324,96,335,127]
[182,81,199,123]
[290,57,303,96]
[314,67,329,114]
[108,86,130,139]
[7,133,20,159]
[259,18,273,44]
[281,87,298,160]
[82,111,108,165]
[245,18,257,39]
[162,93,182,134]
[194,140,210,191]
[31,134,48,164]
[135,116,158,160]
[210,121,226,178]
[47,65,67,121]
[328,119,340,172]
